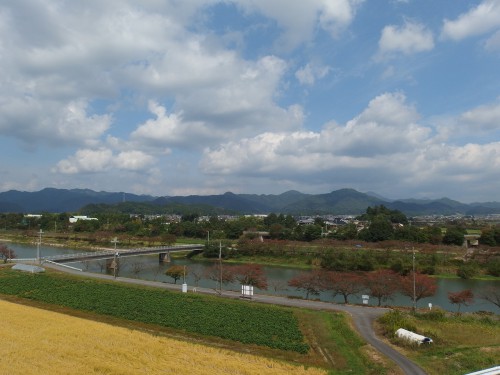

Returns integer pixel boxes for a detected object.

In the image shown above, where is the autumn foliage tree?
[0,244,15,263]
[204,263,236,292]
[326,271,364,304]
[165,265,185,284]
[232,264,268,290]
[448,289,474,313]
[364,269,400,306]
[288,270,327,300]
[400,272,437,309]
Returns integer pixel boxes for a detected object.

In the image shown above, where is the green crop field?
[0,268,309,353]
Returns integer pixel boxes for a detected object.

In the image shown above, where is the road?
[43,262,427,375]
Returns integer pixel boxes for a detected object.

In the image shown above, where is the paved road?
[42,263,427,375]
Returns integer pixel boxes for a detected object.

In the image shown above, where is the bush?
[486,257,500,277]
[378,310,417,337]
[456,263,479,279]
[416,308,447,322]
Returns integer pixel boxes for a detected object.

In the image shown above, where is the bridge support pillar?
[159,251,170,263]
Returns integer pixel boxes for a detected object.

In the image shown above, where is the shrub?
[456,263,479,279]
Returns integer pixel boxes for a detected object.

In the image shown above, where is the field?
[0,267,397,374]
[0,299,326,375]
[0,268,308,353]
[378,310,500,375]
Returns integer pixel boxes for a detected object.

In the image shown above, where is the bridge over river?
[15,244,204,265]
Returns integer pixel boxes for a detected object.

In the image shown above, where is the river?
[4,242,499,313]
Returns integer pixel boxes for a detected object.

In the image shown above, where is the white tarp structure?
[395,328,433,345]
[12,263,45,273]
[464,366,500,375]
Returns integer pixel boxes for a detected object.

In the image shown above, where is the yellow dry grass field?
[0,300,325,375]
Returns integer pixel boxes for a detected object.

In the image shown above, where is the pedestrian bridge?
[15,244,204,264]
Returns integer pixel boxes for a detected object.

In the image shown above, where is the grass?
[378,309,500,375]
[296,309,397,374]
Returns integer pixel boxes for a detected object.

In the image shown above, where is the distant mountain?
[0,188,155,213]
[0,187,499,216]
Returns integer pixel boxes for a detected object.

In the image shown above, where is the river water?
[4,242,499,313]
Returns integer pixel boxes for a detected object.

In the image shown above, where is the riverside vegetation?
[378,309,500,375]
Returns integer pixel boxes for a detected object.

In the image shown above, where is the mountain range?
[1,188,499,216]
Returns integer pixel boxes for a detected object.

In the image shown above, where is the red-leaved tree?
[364,269,400,306]
[400,272,438,309]
[232,264,268,290]
[0,243,16,263]
[288,270,327,300]
[326,271,364,304]
[448,289,474,313]
[204,263,236,292]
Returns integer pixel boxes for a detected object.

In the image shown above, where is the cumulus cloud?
[295,63,331,86]
[233,0,364,49]
[201,92,500,198]
[441,0,500,41]
[377,20,434,58]
[0,98,111,146]
[201,92,430,174]
[53,148,154,174]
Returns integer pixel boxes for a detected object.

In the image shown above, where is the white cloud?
[200,92,500,199]
[441,0,500,41]
[233,0,363,49]
[485,30,500,51]
[54,148,155,174]
[0,98,111,146]
[201,92,430,175]
[459,100,500,131]
[295,63,331,86]
[377,20,434,58]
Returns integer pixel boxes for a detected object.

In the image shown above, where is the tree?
[0,243,15,263]
[326,272,364,304]
[479,286,500,310]
[288,270,327,300]
[448,289,474,313]
[203,263,235,292]
[442,226,466,246]
[165,265,185,284]
[399,272,437,309]
[364,270,400,306]
[232,264,268,290]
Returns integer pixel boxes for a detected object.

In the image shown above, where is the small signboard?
[241,285,254,298]
[362,295,370,305]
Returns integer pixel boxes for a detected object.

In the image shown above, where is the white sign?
[241,285,254,297]
[362,295,370,304]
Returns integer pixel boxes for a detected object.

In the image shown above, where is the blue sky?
[1,0,499,203]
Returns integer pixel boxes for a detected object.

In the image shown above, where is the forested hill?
[1,187,499,216]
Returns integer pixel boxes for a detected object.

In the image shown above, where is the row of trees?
[163,262,499,312]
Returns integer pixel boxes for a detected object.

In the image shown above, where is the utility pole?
[219,241,222,295]
[111,237,119,279]
[36,229,43,264]
[412,247,416,312]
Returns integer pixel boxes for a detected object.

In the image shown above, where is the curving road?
[42,263,427,375]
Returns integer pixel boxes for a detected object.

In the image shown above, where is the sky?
[1,0,499,203]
